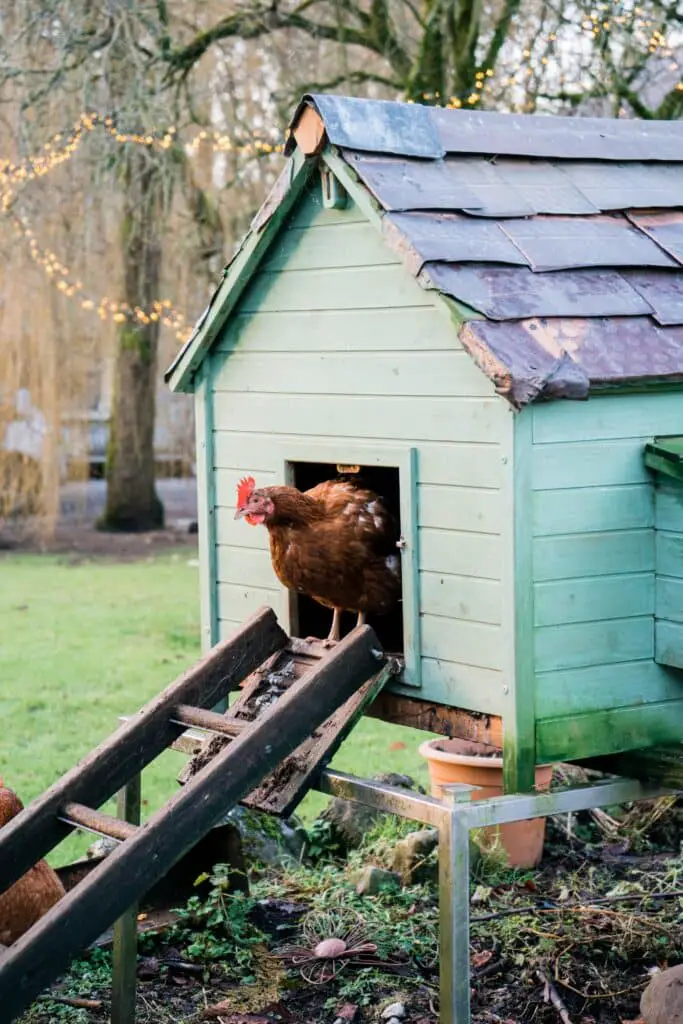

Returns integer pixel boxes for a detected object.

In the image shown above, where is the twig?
[537,969,573,1024]
[40,995,103,1010]
[471,887,683,923]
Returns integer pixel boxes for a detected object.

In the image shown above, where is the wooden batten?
[367,691,503,748]
[291,104,328,156]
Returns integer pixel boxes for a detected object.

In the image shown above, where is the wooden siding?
[531,393,683,760]
[208,185,512,710]
[654,481,683,669]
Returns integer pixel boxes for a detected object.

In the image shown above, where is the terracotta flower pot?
[418,737,553,869]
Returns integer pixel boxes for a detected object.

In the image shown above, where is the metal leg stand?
[439,792,472,1024]
[111,774,141,1024]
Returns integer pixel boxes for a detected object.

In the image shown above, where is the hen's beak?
[234,507,249,519]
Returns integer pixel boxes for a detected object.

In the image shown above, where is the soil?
[0,522,198,561]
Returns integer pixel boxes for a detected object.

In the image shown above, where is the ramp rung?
[172,704,245,737]
[60,803,138,843]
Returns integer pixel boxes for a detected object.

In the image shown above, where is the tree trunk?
[100,150,164,532]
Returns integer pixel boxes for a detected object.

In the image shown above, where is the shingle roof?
[290,94,683,407]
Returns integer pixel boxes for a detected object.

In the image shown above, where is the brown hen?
[234,476,402,644]
[0,781,65,945]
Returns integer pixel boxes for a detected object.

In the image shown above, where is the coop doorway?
[287,461,404,657]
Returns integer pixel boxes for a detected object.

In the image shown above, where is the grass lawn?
[0,549,432,867]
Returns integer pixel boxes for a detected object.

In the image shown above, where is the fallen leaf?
[389,741,406,751]
[471,949,493,970]
[335,1003,358,1021]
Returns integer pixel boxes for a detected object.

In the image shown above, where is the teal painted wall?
[530,393,683,762]
[205,182,514,714]
[654,479,683,670]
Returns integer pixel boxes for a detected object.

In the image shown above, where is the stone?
[319,773,425,852]
[218,805,307,867]
[86,837,118,859]
[389,828,439,885]
[641,964,683,1023]
[381,1003,406,1020]
[355,866,401,896]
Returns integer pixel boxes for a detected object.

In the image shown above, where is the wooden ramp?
[0,608,390,1023]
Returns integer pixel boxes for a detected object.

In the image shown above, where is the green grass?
[0,550,431,866]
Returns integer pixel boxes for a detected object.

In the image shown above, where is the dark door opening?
[289,461,404,655]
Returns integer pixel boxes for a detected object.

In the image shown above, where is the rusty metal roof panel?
[430,106,683,161]
[342,152,534,216]
[382,212,527,274]
[300,94,444,158]
[622,271,683,326]
[558,161,683,211]
[626,211,683,265]
[493,159,600,215]
[424,264,652,321]
[460,317,683,406]
[499,214,679,271]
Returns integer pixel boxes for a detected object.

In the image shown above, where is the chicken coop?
[167,94,683,795]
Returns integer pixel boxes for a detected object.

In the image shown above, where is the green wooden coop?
[167,94,683,795]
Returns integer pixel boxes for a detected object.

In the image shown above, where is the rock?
[86,837,118,859]
[641,964,683,1023]
[389,828,439,885]
[319,773,425,852]
[355,866,401,896]
[381,1003,406,1020]
[217,805,307,868]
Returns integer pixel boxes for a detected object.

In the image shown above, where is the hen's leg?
[355,611,366,629]
[322,607,342,648]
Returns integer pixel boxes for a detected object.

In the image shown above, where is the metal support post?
[439,788,473,1024]
[111,774,141,1024]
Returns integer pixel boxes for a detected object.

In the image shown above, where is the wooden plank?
[655,482,683,532]
[400,446,421,686]
[418,484,501,534]
[420,572,501,625]
[287,191,366,229]
[534,529,654,581]
[535,617,653,672]
[656,576,683,623]
[367,690,503,746]
[656,530,683,578]
[535,660,683,719]
[243,663,393,815]
[215,510,272,550]
[656,620,683,669]
[534,573,654,627]
[417,658,503,716]
[0,608,287,895]
[215,307,463,354]
[216,546,279,590]
[532,391,683,445]
[0,626,385,1024]
[217,582,282,622]
[262,221,399,272]
[212,393,509,445]
[421,614,503,670]
[212,433,504,490]
[240,264,434,314]
[578,746,683,788]
[211,350,495,399]
[172,706,245,737]
[533,484,653,536]
[536,699,683,762]
[503,410,537,793]
[532,438,650,490]
[420,528,502,580]
[195,367,219,654]
[60,804,138,843]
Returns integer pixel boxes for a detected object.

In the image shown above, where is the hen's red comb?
[237,476,255,509]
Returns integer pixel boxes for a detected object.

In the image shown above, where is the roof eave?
[166,145,315,394]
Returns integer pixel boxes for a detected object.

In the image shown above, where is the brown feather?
[0,785,66,945]
[255,480,402,617]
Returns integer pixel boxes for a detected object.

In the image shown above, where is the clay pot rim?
[418,738,553,772]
